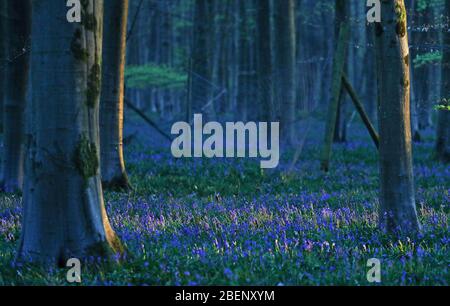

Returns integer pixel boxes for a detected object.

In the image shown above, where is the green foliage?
[435,98,450,111]
[436,104,450,111]
[125,64,187,90]
[416,0,445,11]
[413,51,442,68]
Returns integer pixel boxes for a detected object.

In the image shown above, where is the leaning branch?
[341,74,380,150]
[124,99,173,142]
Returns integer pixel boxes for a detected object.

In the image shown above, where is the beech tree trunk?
[416,5,433,130]
[190,0,214,117]
[0,1,6,134]
[256,0,273,123]
[19,0,122,263]
[100,0,130,190]
[333,0,348,143]
[237,0,249,122]
[0,0,31,193]
[436,0,450,163]
[374,0,421,234]
[274,0,296,145]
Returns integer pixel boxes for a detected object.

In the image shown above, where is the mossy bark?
[19,0,123,263]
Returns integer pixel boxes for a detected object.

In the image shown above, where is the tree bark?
[190,0,214,118]
[256,0,274,123]
[0,1,6,135]
[1,0,31,193]
[19,0,123,263]
[274,0,296,145]
[374,0,421,234]
[436,0,450,163]
[237,0,249,121]
[333,0,348,143]
[412,2,433,130]
[100,0,130,190]
[321,23,350,172]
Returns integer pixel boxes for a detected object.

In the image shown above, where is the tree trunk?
[333,0,348,143]
[374,0,421,234]
[274,0,296,145]
[237,0,249,121]
[0,1,6,135]
[100,0,130,190]
[190,0,214,118]
[1,0,31,193]
[256,0,273,123]
[407,0,422,142]
[436,0,450,163]
[414,3,433,130]
[19,0,123,263]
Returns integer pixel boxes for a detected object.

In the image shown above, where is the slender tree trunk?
[364,23,377,123]
[19,0,122,263]
[374,0,421,234]
[230,0,239,113]
[256,0,273,123]
[414,3,433,130]
[274,0,296,145]
[1,0,31,193]
[436,0,450,163]
[191,0,214,118]
[333,0,348,143]
[237,0,249,121]
[100,0,130,190]
[407,0,422,142]
[0,1,6,134]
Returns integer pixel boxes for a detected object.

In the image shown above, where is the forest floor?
[0,119,448,285]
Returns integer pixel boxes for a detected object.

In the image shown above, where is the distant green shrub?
[125,64,187,90]
[417,0,445,11]
[413,51,442,68]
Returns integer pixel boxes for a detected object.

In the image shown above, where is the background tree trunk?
[374,0,421,234]
[413,2,433,130]
[407,0,421,142]
[19,0,122,263]
[100,0,130,190]
[1,0,31,193]
[274,0,296,145]
[436,0,450,163]
[256,0,273,123]
[0,1,6,135]
[190,0,214,118]
[237,0,249,122]
[333,0,348,143]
